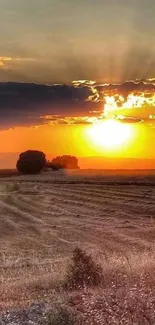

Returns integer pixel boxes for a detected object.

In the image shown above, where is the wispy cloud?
[0,56,36,68]
[40,115,97,125]
[15,58,36,62]
[0,56,12,67]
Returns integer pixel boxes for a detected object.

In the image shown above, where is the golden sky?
[0,79,155,169]
[0,120,154,158]
[0,0,155,83]
[1,1,155,168]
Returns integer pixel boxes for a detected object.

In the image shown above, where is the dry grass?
[2,248,155,323]
[65,247,103,290]
[1,171,155,323]
[46,306,75,325]
[0,169,18,178]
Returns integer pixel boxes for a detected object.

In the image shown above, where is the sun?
[86,119,132,149]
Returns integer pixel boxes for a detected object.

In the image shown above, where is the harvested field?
[1,170,155,324]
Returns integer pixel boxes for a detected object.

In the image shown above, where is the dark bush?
[16,150,46,174]
[65,247,103,290]
[46,155,79,170]
[46,307,75,325]
[46,160,60,170]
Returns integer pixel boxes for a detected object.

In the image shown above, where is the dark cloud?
[0,80,155,129]
[95,80,155,95]
[0,82,102,129]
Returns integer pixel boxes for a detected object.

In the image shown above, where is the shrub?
[46,307,75,325]
[65,247,103,290]
[46,155,79,170]
[46,161,60,170]
[16,150,46,174]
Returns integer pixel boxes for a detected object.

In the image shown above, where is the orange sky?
[0,120,154,169]
[0,81,155,169]
[1,1,155,169]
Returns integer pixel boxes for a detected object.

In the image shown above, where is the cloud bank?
[0,79,155,129]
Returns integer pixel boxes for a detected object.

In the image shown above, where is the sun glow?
[87,119,133,149]
[103,93,155,118]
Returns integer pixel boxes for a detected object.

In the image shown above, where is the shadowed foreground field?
[1,170,155,324]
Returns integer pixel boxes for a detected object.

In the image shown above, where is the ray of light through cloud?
[0,0,155,161]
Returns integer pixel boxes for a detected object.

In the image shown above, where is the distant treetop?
[16,150,46,174]
[46,155,80,170]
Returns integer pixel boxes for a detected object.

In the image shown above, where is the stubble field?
[1,169,155,324]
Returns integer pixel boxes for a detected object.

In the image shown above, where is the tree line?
[16,150,79,174]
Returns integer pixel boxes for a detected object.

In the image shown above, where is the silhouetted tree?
[46,161,60,170]
[46,155,79,170]
[16,150,46,174]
